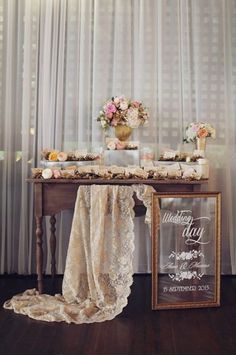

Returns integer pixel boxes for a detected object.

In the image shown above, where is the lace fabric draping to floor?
[3,185,154,324]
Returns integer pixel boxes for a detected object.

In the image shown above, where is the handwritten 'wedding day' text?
[162,209,210,245]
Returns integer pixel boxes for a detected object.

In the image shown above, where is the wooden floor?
[0,275,236,355]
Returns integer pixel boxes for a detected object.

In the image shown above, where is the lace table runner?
[3,184,154,324]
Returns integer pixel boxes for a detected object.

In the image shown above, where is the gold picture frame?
[152,192,221,310]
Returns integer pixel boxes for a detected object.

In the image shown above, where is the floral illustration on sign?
[169,250,204,261]
[169,271,204,282]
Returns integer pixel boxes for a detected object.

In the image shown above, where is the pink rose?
[53,169,61,179]
[116,141,126,150]
[132,101,140,108]
[105,102,116,114]
[110,118,118,126]
[106,112,113,119]
[192,124,199,132]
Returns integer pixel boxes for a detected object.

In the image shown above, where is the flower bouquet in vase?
[184,122,216,155]
[97,95,149,142]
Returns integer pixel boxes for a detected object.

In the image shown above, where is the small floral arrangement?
[184,122,216,143]
[41,149,67,161]
[97,95,149,130]
[41,149,99,161]
[106,138,138,150]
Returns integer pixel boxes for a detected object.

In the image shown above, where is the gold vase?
[196,137,206,152]
[114,125,133,141]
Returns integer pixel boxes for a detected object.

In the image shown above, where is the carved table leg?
[50,215,56,278]
[36,216,43,294]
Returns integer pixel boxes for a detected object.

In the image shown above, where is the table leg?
[50,215,56,278]
[36,216,43,294]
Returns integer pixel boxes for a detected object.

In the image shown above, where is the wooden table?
[27,178,208,293]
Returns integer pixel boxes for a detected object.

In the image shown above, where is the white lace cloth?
[3,184,154,324]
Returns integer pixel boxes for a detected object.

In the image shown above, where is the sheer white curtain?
[0,0,235,275]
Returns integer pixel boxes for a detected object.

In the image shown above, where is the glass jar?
[198,158,209,179]
[140,147,154,167]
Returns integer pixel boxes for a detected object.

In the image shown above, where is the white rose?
[119,100,128,110]
[42,168,53,179]
[186,127,196,141]
[182,167,195,179]
[114,97,120,106]
[126,107,140,128]
[107,141,116,150]
[101,118,108,128]
[210,127,216,138]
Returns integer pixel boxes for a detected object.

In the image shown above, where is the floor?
[0,275,236,355]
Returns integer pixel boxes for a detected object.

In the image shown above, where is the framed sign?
[152,192,221,310]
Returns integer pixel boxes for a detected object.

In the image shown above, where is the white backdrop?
[0,0,236,274]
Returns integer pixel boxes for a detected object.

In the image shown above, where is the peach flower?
[197,128,208,138]
[58,152,68,162]
[132,101,140,108]
[116,141,126,150]
[53,169,61,179]
[48,151,58,161]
